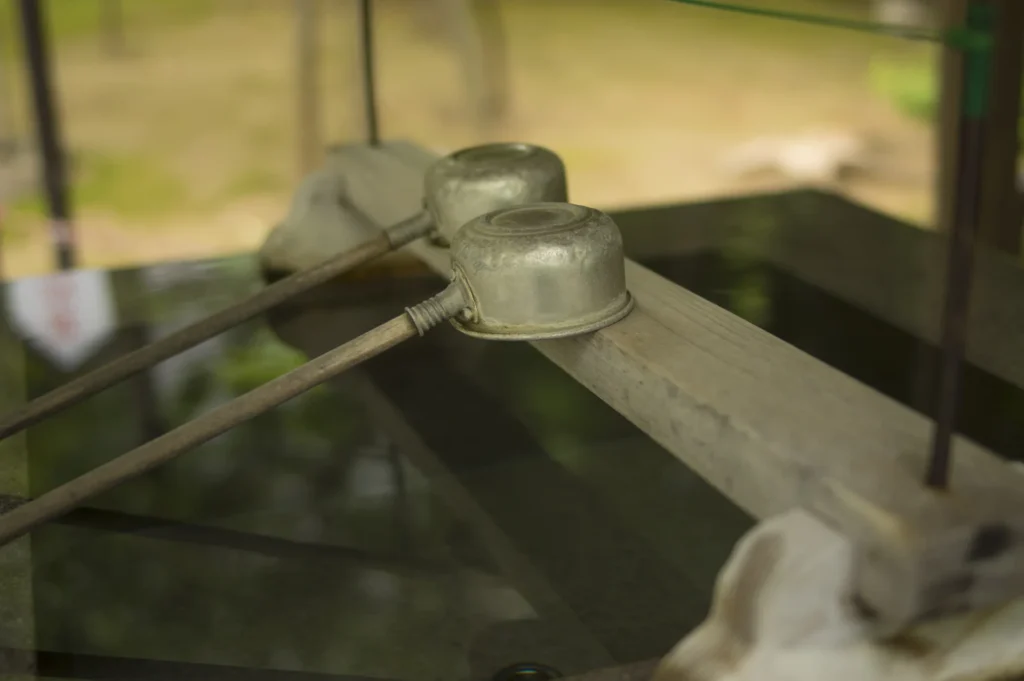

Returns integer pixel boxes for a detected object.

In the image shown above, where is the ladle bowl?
[448,202,633,340]
[426,143,568,246]
[258,164,380,279]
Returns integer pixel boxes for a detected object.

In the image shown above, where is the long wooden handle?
[0,235,391,442]
[0,314,418,548]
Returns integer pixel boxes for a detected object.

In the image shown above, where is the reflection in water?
[3,257,624,680]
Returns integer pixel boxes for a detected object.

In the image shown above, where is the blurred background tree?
[0,0,947,276]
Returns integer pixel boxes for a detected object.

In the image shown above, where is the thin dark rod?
[17,0,75,270]
[926,120,985,489]
[0,234,393,442]
[0,313,419,548]
[358,0,380,145]
[926,3,992,489]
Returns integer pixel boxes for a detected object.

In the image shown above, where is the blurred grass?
[0,0,226,243]
[0,0,937,276]
[869,48,1024,143]
[2,0,905,225]
[869,54,936,121]
[5,151,188,244]
[0,0,216,45]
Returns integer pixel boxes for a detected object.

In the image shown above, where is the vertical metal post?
[926,1,993,488]
[358,0,380,146]
[295,0,321,176]
[18,0,76,271]
[976,0,1024,254]
[936,0,1023,254]
[935,0,969,240]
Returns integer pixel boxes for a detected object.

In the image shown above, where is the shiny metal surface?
[425,143,568,245]
[449,203,633,340]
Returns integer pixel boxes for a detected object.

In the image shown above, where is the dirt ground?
[0,0,936,278]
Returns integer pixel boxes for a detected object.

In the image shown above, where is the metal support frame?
[358,0,380,146]
[17,0,76,271]
[937,0,1024,255]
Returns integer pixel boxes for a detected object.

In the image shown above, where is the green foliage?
[214,328,311,394]
[0,0,217,45]
[220,166,287,203]
[870,54,1024,144]
[869,55,937,122]
[9,151,187,223]
[76,151,189,217]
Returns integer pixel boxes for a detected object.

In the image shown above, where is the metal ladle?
[0,142,568,442]
[0,203,633,548]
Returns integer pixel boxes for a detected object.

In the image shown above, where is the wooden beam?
[565,659,659,681]
[612,191,1024,394]
[317,141,1022,527]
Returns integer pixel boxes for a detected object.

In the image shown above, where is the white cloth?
[258,165,379,273]
[652,509,1024,681]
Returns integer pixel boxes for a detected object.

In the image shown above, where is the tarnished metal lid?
[449,203,633,340]
[425,143,568,245]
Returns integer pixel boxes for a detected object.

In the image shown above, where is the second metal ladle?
[0,142,568,442]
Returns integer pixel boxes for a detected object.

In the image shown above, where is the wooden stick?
[0,314,417,547]
[0,235,392,441]
[313,141,1023,525]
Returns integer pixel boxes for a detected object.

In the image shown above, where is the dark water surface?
[1,192,1020,680]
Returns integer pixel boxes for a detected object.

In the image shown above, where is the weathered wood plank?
[607,190,1024,395]
[299,140,1023,528]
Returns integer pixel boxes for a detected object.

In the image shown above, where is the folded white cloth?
[652,509,1024,681]
[258,164,379,273]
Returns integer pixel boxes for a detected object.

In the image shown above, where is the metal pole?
[975,0,1024,254]
[358,0,380,145]
[925,1,993,489]
[17,0,76,271]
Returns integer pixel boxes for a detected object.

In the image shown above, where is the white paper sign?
[5,268,117,371]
